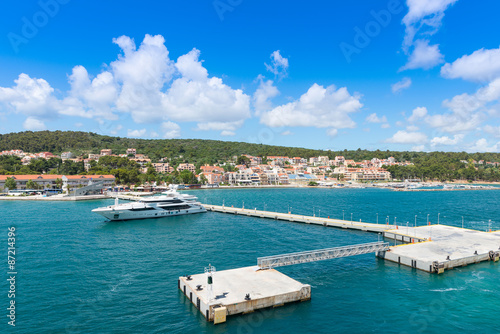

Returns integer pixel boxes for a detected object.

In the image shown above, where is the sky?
[0,0,499,153]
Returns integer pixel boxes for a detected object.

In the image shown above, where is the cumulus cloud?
[161,121,181,139]
[0,73,58,117]
[381,123,390,129]
[253,75,279,114]
[411,145,425,152]
[61,65,118,120]
[430,134,464,147]
[469,138,500,152]
[424,78,500,133]
[365,113,387,123]
[401,40,444,71]
[484,125,500,138]
[0,34,252,136]
[127,129,147,137]
[265,50,289,79]
[441,46,500,82]
[259,83,362,136]
[391,77,412,93]
[23,117,46,130]
[408,106,428,122]
[387,130,428,144]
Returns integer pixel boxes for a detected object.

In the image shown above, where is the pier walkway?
[257,241,389,269]
[204,204,394,233]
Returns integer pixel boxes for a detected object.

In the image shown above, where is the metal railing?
[257,241,389,269]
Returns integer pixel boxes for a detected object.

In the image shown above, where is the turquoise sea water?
[1,188,499,334]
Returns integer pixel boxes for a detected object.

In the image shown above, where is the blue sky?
[1,0,500,152]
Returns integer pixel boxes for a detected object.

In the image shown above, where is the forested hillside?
[0,131,499,182]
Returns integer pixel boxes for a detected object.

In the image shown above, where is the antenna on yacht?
[115,197,119,206]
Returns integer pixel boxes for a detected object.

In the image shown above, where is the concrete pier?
[378,225,500,273]
[179,266,310,324]
[204,204,393,233]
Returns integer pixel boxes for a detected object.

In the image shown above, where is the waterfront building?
[152,163,174,173]
[0,174,115,191]
[100,149,112,156]
[177,163,196,173]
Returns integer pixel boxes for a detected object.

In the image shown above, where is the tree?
[5,177,16,190]
[55,178,63,189]
[237,155,251,167]
[26,179,38,190]
[308,181,318,186]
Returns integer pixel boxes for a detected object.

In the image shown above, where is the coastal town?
[0,147,420,192]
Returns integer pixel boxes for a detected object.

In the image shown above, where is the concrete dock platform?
[378,225,500,273]
[179,266,310,323]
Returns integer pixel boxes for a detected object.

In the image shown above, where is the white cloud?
[401,1,457,70]
[387,130,428,144]
[430,134,464,147]
[391,77,412,93]
[161,121,181,139]
[402,0,458,50]
[61,65,118,120]
[408,106,428,122]
[23,117,46,130]
[411,145,425,152]
[327,128,338,137]
[441,46,500,82]
[111,34,175,121]
[0,73,57,117]
[401,40,444,71]
[220,130,235,136]
[253,75,279,114]
[162,49,251,134]
[406,125,419,131]
[265,50,289,79]
[484,125,500,138]
[127,128,147,137]
[381,123,391,129]
[469,138,500,152]
[281,130,293,136]
[259,83,362,137]
[0,35,252,135]
[425,78,500,133]
[366,113,387,123]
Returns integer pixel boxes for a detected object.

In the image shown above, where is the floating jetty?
[379,225,500,273]
[204,205,500,274]
[179,266,311,324]
[203,204,393,233]
[181,204,500,324]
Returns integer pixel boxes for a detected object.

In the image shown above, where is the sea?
[1,187,499,334]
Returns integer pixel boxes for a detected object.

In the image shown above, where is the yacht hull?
[92,205,207,221]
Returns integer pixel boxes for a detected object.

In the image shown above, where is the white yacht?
[92,186,206,221]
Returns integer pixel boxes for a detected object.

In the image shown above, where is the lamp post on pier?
[376,213,379,224]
